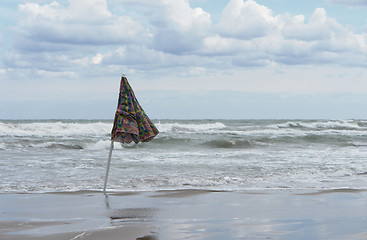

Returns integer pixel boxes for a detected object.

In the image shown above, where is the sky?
[1,0,367,119]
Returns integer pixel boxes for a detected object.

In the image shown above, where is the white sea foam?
[0,121,112,137]
[85,140,128,151]
[85,140,112,150]
[277,120,364,130]
[0,121,228,137]
[1,119,367,193]
[155,122,226,133]
[1,120,363,138]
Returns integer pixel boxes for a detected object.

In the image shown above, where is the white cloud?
[101,46,166,67]
[215,0,278,39]
[2,0,367,119]
[3,0,367,80]
[5,0,152,74]
[188,67,206,76]
[202,35,255,57]
[281,8,336,41]
[36,69,76,78]
[92,53,103,65]
[147,0,211,54]
[204,2,367,67]
[17,0,147,47]
[108,0,212,54]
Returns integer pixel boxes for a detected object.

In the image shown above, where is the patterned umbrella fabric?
[104,76,158,193]
[111,76,159,143]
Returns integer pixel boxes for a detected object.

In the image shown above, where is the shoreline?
[1,189,367,240]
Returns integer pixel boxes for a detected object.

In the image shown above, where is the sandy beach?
[1,189,366,240]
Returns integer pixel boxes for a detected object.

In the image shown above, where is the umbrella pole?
[103,140,114,194]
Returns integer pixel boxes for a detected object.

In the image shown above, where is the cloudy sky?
[1,0,367,119]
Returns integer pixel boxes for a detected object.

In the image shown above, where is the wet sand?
[1,189,367,240]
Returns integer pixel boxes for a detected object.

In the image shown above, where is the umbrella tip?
[122,73,126,77]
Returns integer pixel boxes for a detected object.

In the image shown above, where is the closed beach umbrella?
[103,75,159,193]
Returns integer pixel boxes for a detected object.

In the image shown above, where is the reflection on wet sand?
[1,190,367,240]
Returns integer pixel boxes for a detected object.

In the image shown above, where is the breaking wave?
[1,119,366,138]
[155,122,226,133]
[2,119,367,193]
[0,120,112,137]
[276,120,366,130]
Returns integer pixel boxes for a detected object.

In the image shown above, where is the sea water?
[1,119,367,193]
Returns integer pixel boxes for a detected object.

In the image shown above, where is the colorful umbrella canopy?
[104,75,158,193]
[111,76,159,143]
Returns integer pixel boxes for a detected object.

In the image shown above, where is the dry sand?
[1,189,367,240]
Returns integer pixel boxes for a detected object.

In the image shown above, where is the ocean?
[1,119,367,193]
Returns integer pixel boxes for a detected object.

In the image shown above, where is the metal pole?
[103,140,114,194]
